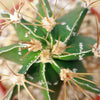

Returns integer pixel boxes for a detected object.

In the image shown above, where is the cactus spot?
[20,38,42,59]
[52,40,66,55]
[40,49,51,63]
[27,39,42,52]
[18,51,22,55]
[79,42,84,60]
[61,22,66,25]
[60,69,72,81]
[66,25,71,31]
[41,17,56,32]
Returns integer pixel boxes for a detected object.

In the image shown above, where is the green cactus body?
[0,0,100,100]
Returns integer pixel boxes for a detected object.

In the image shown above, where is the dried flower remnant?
[0,0,24,32]
[60,68,98,100]
[0,63,53,100]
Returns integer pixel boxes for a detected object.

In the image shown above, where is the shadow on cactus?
[0,0,100,100]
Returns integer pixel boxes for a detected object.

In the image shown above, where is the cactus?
[0,0,100,100]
